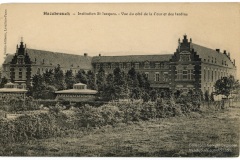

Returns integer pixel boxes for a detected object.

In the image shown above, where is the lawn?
[2,106,239,157]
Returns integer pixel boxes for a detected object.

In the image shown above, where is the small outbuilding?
[55,83,97,102]
[0,82,27,100]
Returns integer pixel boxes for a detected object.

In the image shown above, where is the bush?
[76,105,105,128]
[0,112,64,144]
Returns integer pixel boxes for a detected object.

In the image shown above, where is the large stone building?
[2,40,92,87]
[1,35,237,94]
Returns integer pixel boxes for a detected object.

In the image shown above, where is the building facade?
[1,35,237,94]
[2,40,92,87]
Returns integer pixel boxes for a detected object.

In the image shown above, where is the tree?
[86,70,96,90]
[214,75,239,98]
[54,65,66,90]
[142,92,150,102]
[96,66,106,98]
[76,69,88,84]
[128,67,139,88]
[130,87,142,100]
[65,70,76,89]
[43,69,55,86]
[103,74,116,101]
[0,77,8,88]
[32,74,46,99]
[113,67,129,100]
[150,89,158,101]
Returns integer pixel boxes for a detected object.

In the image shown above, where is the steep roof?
[3,49,93,70]
[191,43,235,68]
[92,54,173,63]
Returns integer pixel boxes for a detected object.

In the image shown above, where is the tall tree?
[113,67,129,99]
[65,70,76,89]
[86,70,96,90]
[96,66,106,98]
[54,65,66,90]
[76,70,88,84]
[43,69,55,86]
[32,74,46,99]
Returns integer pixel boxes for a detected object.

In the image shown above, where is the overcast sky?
[0,3,239,77]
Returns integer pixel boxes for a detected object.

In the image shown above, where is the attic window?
[144,61,150,69]
[204,59,206,62]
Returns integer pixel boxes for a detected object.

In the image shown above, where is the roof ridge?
[191,43,220,53]
[27,48,91,57]
[93,54,173,57]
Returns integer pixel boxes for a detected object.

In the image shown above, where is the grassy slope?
[2,107,239,157]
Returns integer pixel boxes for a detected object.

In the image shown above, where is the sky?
[0,3,239,77]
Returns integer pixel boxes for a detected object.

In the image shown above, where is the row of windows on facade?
[203,56,229,66]
[10,67,87,74]
[144,72,169,82]
[176,69,194,80]
[12,69,89,79]
[95,62,169,70]
[203,69,231,82]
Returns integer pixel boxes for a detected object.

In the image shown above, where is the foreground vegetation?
[0,104,239,157]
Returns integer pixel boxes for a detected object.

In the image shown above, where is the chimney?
[216,49,220,53]
[233,59,235,65]
[228,52,230,58]
[223,50,227,55]
[190,38,192,43]
[99,54,101,56]
[84,53,88,57]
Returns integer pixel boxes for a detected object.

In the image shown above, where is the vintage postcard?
[0,3,239,157]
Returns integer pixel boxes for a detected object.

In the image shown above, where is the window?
[18,58,24,64]
[212,70,214,82]
[119,63,123,69]
[145,72,149,80]
[177,69,182,80]
[144,61,150,69]
[215,71,217,80]
[163,72,168,82]
[96,64,100,69]
[208,70,210,81]
[204,70,206,81]
[155,72,160,82]
[160,63,164,69]
[127,63,131,68]
[188,70,194,80]
[179,54,190,61]
[19,72,22,79]
[111,63,115,69]
[135,63,139,69]
[183,70,188,80]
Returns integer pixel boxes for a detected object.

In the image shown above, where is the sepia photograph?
[0,3,239,157]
